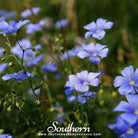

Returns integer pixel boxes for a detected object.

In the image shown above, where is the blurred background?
[0,0,138,137]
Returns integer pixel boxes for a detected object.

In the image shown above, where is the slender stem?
[16,39,38,100]
[44,82,53,107]
[4,34,12,49]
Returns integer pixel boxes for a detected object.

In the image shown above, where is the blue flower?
[0,134,14,138]
[2,70,35,81]
[67,95,76,103]
[54,72,62,80]
[84,18,113,40]
[114,65,138,95]
[0,20,30,34]
[11,39,32,58]
[0,48,3,58]
[26,23,41,34]
[60,44,86,60]
[55,19,68,29]
[77,42,109,63]
[113,95,138,124]
[25,54,43,67]
[65,70,100,93]
[67,91,96,104]
[108,114,138,138]
[41,62,57,72]
[77,91,97,103]
[53,105,65,123]
[0,63,8,73]
[21,7,41,18]
[0,10,16,22]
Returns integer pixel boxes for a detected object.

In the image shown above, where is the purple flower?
[55,19,68,29]
[26,23,41,34]
[0,134,14,138]
[65,70,100,93]
[108,114,138,138]
[113,95,138,124]
[0,63,8,73]
[41,62,57,72]
[0,20,30,34]
[114,66,138,95]
[21,7,41,18]
[84,18,113,40]
[2,70,35,81]
[77,42,109,63]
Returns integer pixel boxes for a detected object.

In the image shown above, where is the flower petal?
[92,31,105,40]
[75,84,89,92]
[84,31,93,40]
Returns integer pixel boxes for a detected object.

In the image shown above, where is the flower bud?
[1,57,5,62]
[2,49,6,55]
[9,62,14,67]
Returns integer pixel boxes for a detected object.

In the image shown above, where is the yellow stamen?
[127,128,134,134]
[96,29,101,33]
[129,81,135,85]
[83,82,88,85]
[135,110,138,114]
[92,53,97,56]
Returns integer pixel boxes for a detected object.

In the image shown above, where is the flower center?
[127,128,134,134]
[83,81,88,85]
[120,134,124,138]
[92,53,97,56]
[96,29,101,33]
[129,81,135,85]
[135,110,138,114]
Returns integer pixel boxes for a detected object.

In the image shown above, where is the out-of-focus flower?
[41,62,57,72]
[0,63,8,73]
[54,72,62,80]
[0,134,14,138]
[114,65,138,95]
[65,70,100,94]
[39,17,53,29]
[0,10,16,22]
[77,42,109,63]
[26,23,41,34]
[67,95,76,103]
[21,7,41,18]
[113,95,138,123]
[11,39,43,67]
[84,18,113,40]
[0,20,30,34]
[77,91,96,103]
[67,91,96,104]
[53,105,65,123]
[2,70,35,81]
[108,114,138,138]
[60,44,86,60]
[0,48,3,57]
[11,39,32,58]
[55,19,68,29]
[24,54,43,67]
